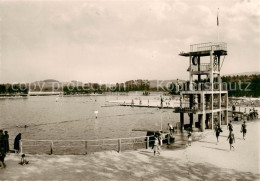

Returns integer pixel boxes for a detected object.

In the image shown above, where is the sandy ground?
[1,120,259,181]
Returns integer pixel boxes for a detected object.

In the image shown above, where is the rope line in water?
[2,111,155,130]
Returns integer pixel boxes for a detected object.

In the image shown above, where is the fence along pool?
[9,136,155,155]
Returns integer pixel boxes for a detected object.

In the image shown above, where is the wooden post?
[146,136,149,149]
[211,94,214,130]
[50,141,53,155]
[219,93,222,126]
[19,140,23,153]
[189,55,193,91]
[201,113,205,131]
[210,49,213,91]
[118,138,121,153]
[180,113,184,133]
[85,141,88,155]
[189,95,194,129]
[225,93,229,125]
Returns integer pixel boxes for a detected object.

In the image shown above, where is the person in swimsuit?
[215,123,222,144]
[227,121,233,133]
[241,121,247,140]
[227,131,235,151]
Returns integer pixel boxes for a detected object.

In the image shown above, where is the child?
[187,131,192,146]
[19,154,29,165]
[153,136,160,156]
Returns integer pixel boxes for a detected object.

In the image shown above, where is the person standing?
[14,133,22,153]
[160,97,164,108]
[4,131,9,153]
[227,131,235,151]
[131,99,134,106]
[241,121,247,140]
[168,123,174,135]
[158,132,163,154]
[153,135,160,156]
[0,130,6,168]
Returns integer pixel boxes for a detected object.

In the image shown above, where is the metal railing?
[190,42,227,52]
[179,102,203,112]
[178,101,223,112]
[190,63,211,72]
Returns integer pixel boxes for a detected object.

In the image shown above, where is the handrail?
[19,136,151,142]
[190,42,227,52]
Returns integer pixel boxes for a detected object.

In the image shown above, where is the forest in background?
[0,74,259,97]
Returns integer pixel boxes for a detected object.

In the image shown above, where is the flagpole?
[217,8,219,42]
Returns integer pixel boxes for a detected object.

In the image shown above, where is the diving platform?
[176,41,229,132]
[179,42,227,57]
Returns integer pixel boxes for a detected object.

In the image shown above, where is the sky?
[0,0,259,83]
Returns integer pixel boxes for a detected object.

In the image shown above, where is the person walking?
[227,121,233,133]
[227,131,235,151]
[14,133,22,153]
[215,124,222,144]
[241,121,247,140]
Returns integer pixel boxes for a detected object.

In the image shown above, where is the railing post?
[50,141,53,155]
[85,141,88,155]
[19,140,23,153]
[146,136,149,149]
[118,138,121,153]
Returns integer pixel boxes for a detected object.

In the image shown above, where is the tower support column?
[180,113,184,133]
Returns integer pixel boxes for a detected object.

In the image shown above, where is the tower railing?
[190,63,211,72]
[190,42,227,52]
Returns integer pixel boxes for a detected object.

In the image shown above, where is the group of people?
[152,123,192,156]
[0,131,23,168]
[215,120,247,151]
[160,97,172,108]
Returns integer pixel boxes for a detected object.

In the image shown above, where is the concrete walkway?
[1,120,259,180]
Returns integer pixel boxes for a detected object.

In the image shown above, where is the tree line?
[221,74,260,97]
[1,75,259,97]
[0,84,28,95]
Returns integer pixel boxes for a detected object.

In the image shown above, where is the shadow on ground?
[1,151,259,181]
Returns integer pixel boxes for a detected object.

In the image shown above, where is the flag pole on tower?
[217,8,219,42]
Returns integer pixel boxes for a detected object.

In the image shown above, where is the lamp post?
[94,111,98,119]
